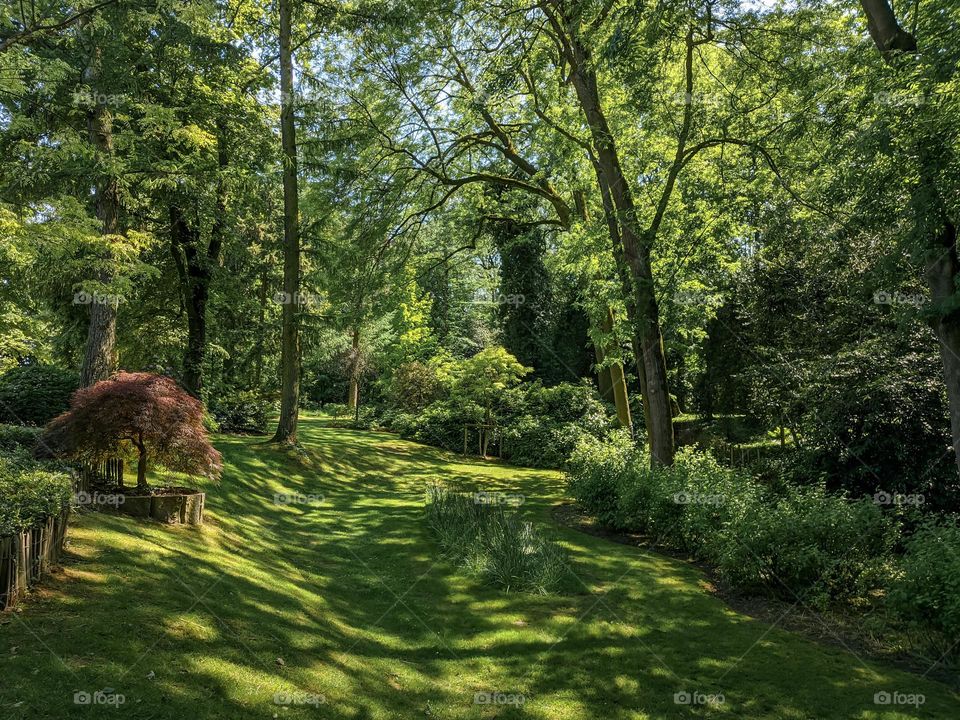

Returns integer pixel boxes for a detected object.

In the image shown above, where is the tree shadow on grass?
[1,416,957,719]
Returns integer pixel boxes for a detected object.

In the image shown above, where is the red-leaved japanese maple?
[42,372,222,490]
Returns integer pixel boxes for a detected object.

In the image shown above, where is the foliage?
[0,454,72,536]
[566,436,897,605]
[566,431,638,527]
[386,361,442,412]
[450,346,530,422]
[41,372,222,488]
[387,377,613,468]
[0,423,43,454]
[425,485,574,594]
[210,391,272,435]
[0,364,78,426]
[887,519,960,659]
[715,487,896,606]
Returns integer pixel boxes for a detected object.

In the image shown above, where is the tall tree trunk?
[169,206,208,398]
[556,9,674,464]
[167,125,227,399]
[347,326,360,410]
[602,308,633,433]
[594,343,614,401]
[576,184,633,433]
[272,0,301,444]
[80,37,118,388]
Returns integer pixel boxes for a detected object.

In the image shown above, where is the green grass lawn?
[1,415,956,719]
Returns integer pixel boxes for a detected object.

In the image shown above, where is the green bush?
[501,415,592,469]
[210,391,271,434]
[322,402,349,418]
[0,456,73,536]
[0,423,43,453]
[425,485,574,594]
[0,364,78,426]
[566,432,637,528]
[566,436,896,604]
[716,487,896,605]
[408,400,480,452]
[887,520,960,658]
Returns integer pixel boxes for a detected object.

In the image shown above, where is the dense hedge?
[566,435,896,605]
[0,364,78,426]
[566,434,960,657]
[0,454,73,536]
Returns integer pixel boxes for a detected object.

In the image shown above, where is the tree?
[855,0,960,488]
[451,346,530,456]
[273,0,302,443]
[42,372,222,490]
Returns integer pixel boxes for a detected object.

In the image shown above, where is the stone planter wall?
[0,507,70,611]
[115,491,205,525]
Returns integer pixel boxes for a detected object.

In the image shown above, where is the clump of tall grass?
[425,485,574,594]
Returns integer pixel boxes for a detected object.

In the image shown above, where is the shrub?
[211,391,271,434]
[322,403,348,418]
[42,372,222,490]
[0,364,78,426]
[566,432,637,528]
[0,456,72,536]
[715,487,896,605]
[0,423,42,453]
[425,485,574,594]
[566,436,896,604]
[409,400,480,453]
[887,520,960,659]
[388,361,441,412]
[383,378,614,469]
[501,415,590,469]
